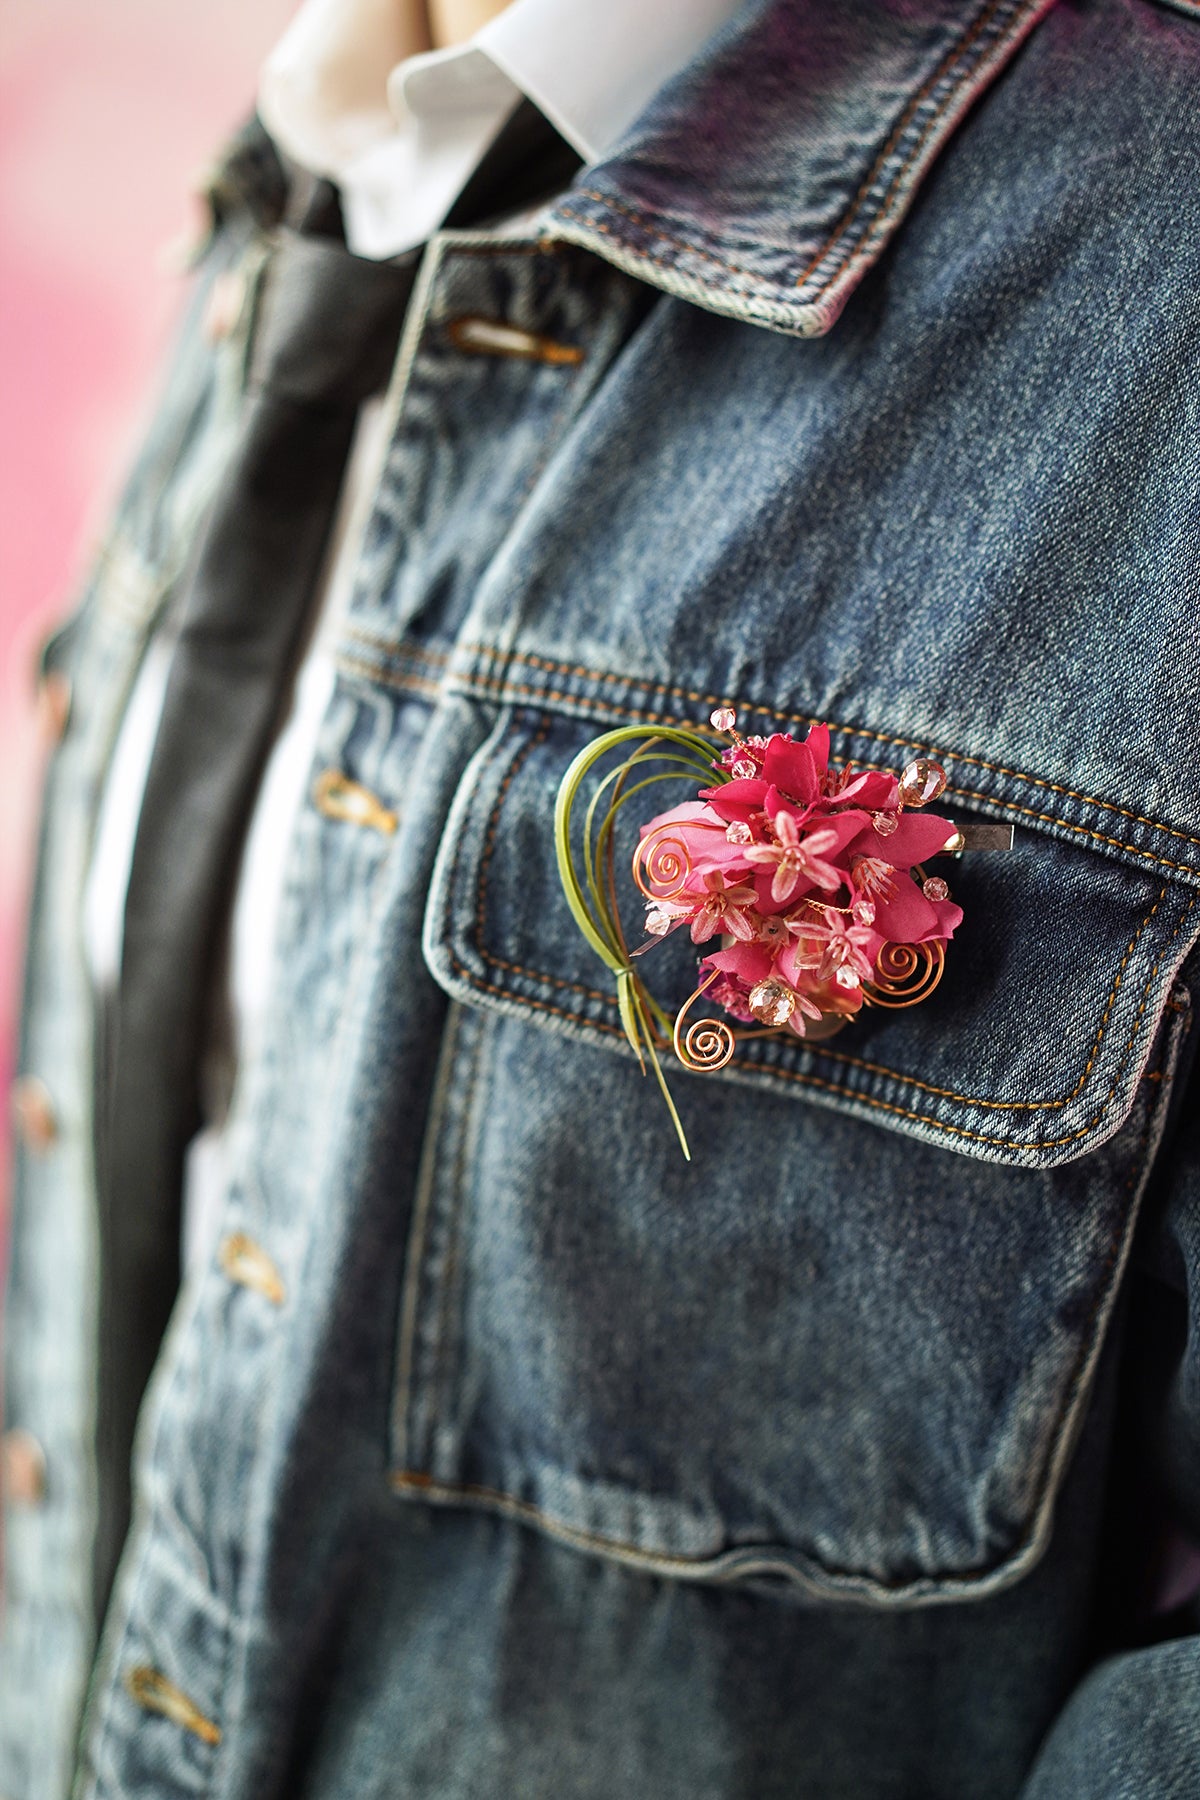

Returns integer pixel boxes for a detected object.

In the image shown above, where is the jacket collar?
[545,0,1056,336]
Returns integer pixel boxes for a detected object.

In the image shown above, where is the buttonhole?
[313,768,398,835]
[123,1665,222,1745]
[218,1231,286,1305]
[446,315,584,367]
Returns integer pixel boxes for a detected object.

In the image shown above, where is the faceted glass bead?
[898,757,947,807]
[725,821,753,845]
[644,907,675,936]
[710,707,737,732]
[748,979,795,1027]
[922,876,950,902]
[731,758,758,779]
[871,810,900,837]
[851,898,876,925]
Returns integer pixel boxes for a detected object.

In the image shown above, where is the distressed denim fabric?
[6,1,1200,1796]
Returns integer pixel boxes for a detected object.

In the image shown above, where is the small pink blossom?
[688,871,759,944]
[744,811,843,903]
[792,911,877,989]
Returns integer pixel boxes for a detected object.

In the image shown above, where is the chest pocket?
[386,690,1198,1604]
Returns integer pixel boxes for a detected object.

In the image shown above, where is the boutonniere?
[555,709,1012,1158]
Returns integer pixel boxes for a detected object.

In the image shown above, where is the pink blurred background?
[0,0,295,1233]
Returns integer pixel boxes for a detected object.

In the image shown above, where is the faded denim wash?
[5,1,1200,1796]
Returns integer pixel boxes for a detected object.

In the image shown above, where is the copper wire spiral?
[672,980,736,1072]
[864,940,945,1009]
[632,826,694,902]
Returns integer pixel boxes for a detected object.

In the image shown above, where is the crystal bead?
[871,810,899,837]
[851,898,876,925]
[731,758,758,780]
[748,978,795,1027]
[710,707,737,732]
[922,876,950,902]
[834,965,860,989]
[897,758,947,808]
[644,907,675,936]
[725,821,753,845]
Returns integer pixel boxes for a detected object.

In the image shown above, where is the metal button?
[10,1076,58,1151]
[1,1428,47,1507]
[37,670,72,745]
[202,268,246,344]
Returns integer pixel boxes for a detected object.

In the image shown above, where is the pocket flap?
[424,703,1200,1169]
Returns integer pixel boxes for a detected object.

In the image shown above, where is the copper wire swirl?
[864,940,945,1009]
[632,826,694,902]
[672,981,737,1072]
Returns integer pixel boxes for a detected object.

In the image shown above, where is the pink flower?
[849,855,896,901]
[845,809,960,871]
[637,801,751,897]
[744,811,843,903]
[688,871,759,944]
[761,734,821,808]
[824,767,899,810]
[696,961,757,1024]
[789,910,878,990]
[698,776,770,826]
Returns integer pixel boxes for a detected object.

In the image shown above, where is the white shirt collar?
[259,0,741,259]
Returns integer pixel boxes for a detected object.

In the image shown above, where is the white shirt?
[259,0,740,260]
[84,0,740,1271]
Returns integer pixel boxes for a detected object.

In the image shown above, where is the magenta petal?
[705,941,774,984]
[928,899,964,943]
[846,809,959,869]
[873,879,939,944]
[762,736,820,806]
[806,724,831,777]
[763,785,811,829]
[831,770,898,810]
[699,778,769,824]
[639,801,748,880]
[753,871,793,915]
[777,805,871,862]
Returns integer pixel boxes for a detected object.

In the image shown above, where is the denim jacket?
[6,1,1200,1795]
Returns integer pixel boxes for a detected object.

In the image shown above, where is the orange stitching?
[431,1009,487,1436]
[437,644,1200,854]
[391,1470,724,1568]
[452,673,1200,878]
[556,0,1031,305]
[466,718,1174,1112]
[342,628,450,666]
[794,0,1014,289]
[336,654,444,703]
[566,192,770,291]
[766,887,1167,1113]
[391,1010,1185,1593]
[479,948,615,1009]
[447,906,1193,1150]
[448,723,1198,1148]
[466,717,618,1009]
[338,644,1200,874]
[474,720,550,948]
